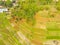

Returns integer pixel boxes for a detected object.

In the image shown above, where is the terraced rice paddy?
[0,0,60,45]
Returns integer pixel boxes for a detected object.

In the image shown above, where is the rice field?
[0,0,60,45]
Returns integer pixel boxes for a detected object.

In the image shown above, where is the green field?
[0,0,60,45]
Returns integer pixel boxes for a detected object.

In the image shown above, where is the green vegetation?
[0,0,60,45]
[0,1,13,7]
